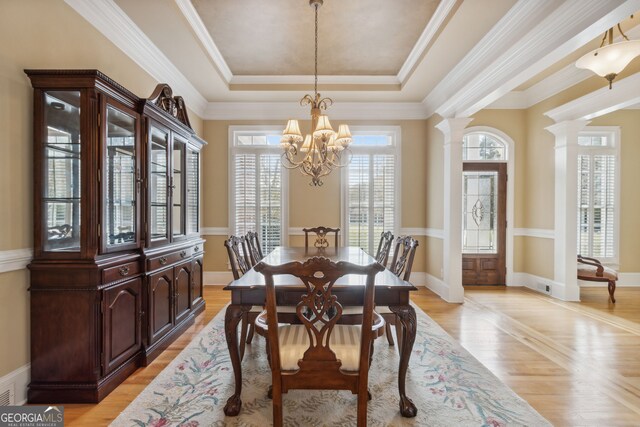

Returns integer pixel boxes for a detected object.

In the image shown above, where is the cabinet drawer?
[148,249,191,271]
[103,261,140,284]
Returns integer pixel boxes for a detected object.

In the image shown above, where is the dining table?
[222,246,419,418]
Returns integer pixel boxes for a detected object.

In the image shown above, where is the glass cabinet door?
[105,106,137,249]
[186,148,199,235]
[149,126,169,242]
[43,91,82,252]
[172,136,186,238]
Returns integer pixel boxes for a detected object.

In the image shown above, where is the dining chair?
[380,236,419,346]
[245,230,264,266]
[375,231,394,266]
[224,235,260,359]
[303,226,340,248]
[254,257,385,427]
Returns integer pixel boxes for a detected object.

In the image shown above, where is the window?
[230,128,288,253]
[342,128,399,255]
[463,132,507,161]
[577,128,619,262]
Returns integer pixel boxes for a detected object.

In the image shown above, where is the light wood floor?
[63,286,640,426]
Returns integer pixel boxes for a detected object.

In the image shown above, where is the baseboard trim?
[0,364,29,405]
[0,249,32,274]
[204,271,234,285]
[618,273,640,287]
[513,272,574,300]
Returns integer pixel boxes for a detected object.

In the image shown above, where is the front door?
[462,163,506,285]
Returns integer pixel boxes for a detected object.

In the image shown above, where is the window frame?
[576,126,620,266]
[340,126,401,254]
[228,126,289,251]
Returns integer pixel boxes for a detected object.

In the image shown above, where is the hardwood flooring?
[63,286,640,426]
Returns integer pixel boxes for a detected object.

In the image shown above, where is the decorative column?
[546,120,590,301]
[436,117,473,303]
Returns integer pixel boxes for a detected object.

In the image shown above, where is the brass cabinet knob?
[119,266,130,276]
[180,250,187,258]
[159,256,168,265]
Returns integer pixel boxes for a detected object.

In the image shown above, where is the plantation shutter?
[233,152,283,253]
[577,153,616,258]
[347,153,395,254]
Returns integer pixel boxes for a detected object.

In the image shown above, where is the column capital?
[436,117,474,144]
[545,119,590,139]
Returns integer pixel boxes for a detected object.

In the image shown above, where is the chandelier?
[280,0,352,186]
[576,17,640,89]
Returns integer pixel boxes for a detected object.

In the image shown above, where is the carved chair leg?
[608,280,616,303]
[246,323,255,344]
[385,321,395,346]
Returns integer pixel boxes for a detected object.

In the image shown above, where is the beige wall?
[0,0,204,377]
[201,119,429,273]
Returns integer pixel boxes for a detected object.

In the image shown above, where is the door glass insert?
[463,171,498,254]
[43,91,81,252]
[105,106,136,248]
[150,127,169,241]
[172,137,185,237]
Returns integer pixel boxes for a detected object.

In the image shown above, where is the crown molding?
[174,0,233,83]
[489,25,640,109]
[424,0,640,118]
[545,72,640,122]
[422,0,560,116]
[229,75,400,86]
[203,101,430,120]
[64,0,208,116]
[397,0,459,83]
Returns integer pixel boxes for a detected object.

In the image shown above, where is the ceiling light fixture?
[576,16,640,89]
[280,0,352,186]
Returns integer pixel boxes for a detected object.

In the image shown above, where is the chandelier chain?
[314,3,318,96]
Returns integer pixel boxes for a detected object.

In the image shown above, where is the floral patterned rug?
[111,304,551,427]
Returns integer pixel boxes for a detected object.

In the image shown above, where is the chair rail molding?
[0,249,33,274]
[200,227,230,236]
[513,228,555,239]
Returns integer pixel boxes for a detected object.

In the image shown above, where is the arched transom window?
[463,132,508,161]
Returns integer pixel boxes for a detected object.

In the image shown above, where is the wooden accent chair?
[375,231,394,266]
[578,255,618,303]
[245,231,264,266]
[224,235,260,358]
[379,236,419,346]
[254,257,385,427]
[303,226,340,248]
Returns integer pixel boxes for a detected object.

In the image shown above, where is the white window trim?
[340,126,401,252]
[228,125,289,246]
[577,126,620,267]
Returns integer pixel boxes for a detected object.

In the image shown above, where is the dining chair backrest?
[224,235,252,280]
[303,226,340,248]
[254,257,384,426]
[245,231,264,266]
[375,231,394,267]
[389,236,419,282]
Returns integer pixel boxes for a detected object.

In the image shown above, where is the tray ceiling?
[191,0,440,76]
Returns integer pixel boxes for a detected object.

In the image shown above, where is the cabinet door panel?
[103,278,141,374]
[192,256,203,305]
[148,269,173,343]
[174,261,191,324]
[149,125,170,245]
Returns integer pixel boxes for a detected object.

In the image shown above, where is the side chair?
[224,235,260,359]
[375,231,394,266]
[254,257,385,427]
[379,236,419,346]
[303,226,340,248]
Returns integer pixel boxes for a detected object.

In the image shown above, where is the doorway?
[462,162,507,285]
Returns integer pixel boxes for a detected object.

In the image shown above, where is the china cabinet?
[25,70,206,403]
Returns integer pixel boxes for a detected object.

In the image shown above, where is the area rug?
[111,304,551,427]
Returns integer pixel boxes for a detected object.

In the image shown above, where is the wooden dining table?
[222,246,419,418]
